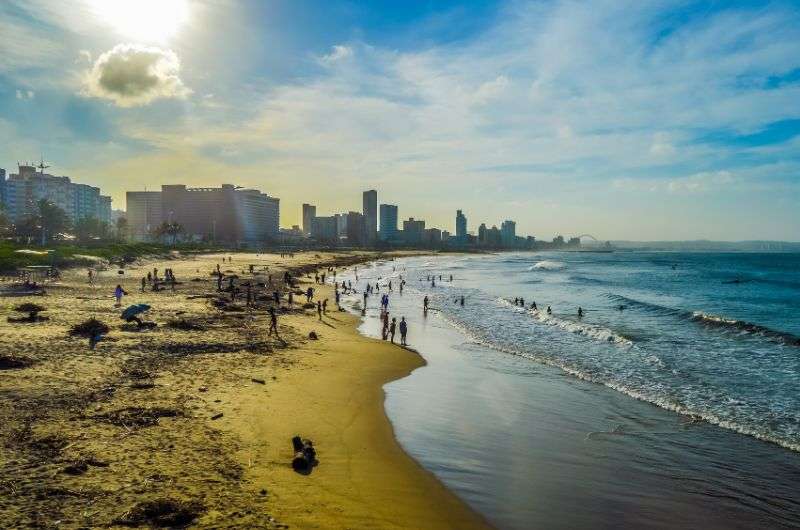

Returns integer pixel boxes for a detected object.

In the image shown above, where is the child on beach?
[114,284,128,307]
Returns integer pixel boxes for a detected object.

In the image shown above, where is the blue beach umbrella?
[121,304,151,320]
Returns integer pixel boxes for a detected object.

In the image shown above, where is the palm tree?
[153,221,184,245]
[115,216,129,242]
[35,199,70,245]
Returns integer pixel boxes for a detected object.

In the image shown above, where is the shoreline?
[343,253,800,529]
[0,250,489,528]
[214,279,490,529]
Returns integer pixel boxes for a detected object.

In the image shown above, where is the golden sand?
[0,251,490,529]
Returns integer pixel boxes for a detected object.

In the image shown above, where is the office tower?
[379,204,398,241]
[362,189,377,244]
[302,203,316,235]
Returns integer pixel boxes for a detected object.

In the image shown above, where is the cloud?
[83,43,190,107]
[613,171,736,194]
[320,45,353,65]
[649,132,676,156]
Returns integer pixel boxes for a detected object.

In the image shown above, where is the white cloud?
[320,45,354,64]
[649,132,676,157]
[83,43,190,107]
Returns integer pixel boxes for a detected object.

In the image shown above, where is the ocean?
[340,251,800,529]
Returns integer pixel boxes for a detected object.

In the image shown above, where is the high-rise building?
[126,184,279,243]
[478,223,488,245]
[362,190,377,245]
[501,220,516,246]
[379,204,398,241]
[402,217,425,244]
[455,209,467,240]
[310,215,338,243]
[0,168,6,207]
[424,227,442,245]
[2,164,112,224]
[126,191,163,240]
[302,203,316,235]
[345,211,366,246]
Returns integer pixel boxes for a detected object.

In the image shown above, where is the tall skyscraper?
[302,203,316,235]
[501,220,516,246]
[456,209,467,240]
[379,204,398,241]
[362,190,377,245]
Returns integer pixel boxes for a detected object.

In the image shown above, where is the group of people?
[140,267,178,293]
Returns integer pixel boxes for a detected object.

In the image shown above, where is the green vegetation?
[0,241,224,272]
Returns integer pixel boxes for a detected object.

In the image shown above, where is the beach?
[0,251,488,529]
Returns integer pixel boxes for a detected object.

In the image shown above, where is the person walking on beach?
[114,284,128,307]
[317,300,323,320]
[141,277,146,292]
[399,317,408,346]
[335,290,341,309]
[390,317,397,343]
[423,295,429,313]
[363,291,368,308]
[268,307,279,337]
[322,299,328,313]
[88,269,94,285]
[306,287,314,302]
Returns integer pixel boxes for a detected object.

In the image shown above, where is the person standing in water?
[547,306,552,315]
[578,307,584,318]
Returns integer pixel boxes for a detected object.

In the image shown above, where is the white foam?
[529,260,566,271]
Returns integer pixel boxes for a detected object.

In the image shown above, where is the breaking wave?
[529,260,566,271]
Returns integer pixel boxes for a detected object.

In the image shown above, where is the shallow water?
[340,252,800,529]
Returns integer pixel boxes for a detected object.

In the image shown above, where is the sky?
[1,0,799,241]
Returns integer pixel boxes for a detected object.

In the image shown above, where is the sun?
[88,0,189,43]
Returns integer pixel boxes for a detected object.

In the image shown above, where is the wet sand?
[0,251,488,529]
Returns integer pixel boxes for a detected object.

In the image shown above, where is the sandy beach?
[0,251,489,529]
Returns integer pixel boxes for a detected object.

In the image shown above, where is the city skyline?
[1,1,800,241]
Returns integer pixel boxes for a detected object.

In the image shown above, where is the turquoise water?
[341,252,800,529]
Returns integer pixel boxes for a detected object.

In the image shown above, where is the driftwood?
[291,436,317,473]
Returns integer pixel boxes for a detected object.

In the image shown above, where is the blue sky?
[1,0,799,240]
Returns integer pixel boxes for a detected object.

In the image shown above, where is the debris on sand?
[291,435,318,473]
[211,413,224,420]
[8,303,48,322]
[0,354,34,370]
[308,331,318,340]
[250,378,266,385]
[62,458,109,475]
[69,318,110,338]
[94,407,181,428]
[114,498,205,528]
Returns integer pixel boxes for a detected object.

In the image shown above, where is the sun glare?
[88,0,189,43]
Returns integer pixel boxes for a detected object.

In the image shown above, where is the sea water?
[340,252,800,529]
